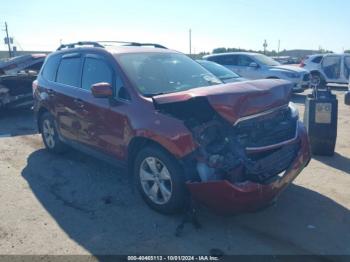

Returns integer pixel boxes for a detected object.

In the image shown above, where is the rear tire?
[134,146,188,214]
[40,112,67,154]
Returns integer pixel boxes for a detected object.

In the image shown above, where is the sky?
[0,0,349,54]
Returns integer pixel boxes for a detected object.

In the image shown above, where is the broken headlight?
[289,102,299,119]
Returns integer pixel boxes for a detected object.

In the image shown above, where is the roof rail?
[99,41,167,49]
[57,41,167,50]
[57,41,104,50]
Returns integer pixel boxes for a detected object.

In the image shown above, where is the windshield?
[198,60,240,80]
[117,53,222,96]
[252,54,281,66]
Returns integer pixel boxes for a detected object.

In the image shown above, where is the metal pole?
[189,29,192,55]
[4,22,12,58]
[278,40,280,57]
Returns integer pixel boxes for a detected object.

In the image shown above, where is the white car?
[300,54,324,72]
[203,52,310,93]
[302,53,350,85]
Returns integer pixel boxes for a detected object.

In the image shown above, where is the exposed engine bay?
[154,96,300,185]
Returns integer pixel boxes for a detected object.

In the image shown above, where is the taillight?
[32,80,38,95]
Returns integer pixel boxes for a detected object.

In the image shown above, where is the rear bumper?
[187,122,311,214]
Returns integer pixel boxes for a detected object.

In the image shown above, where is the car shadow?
[0,108,37,137]
[313,152,350,174]
[21,149,350,255]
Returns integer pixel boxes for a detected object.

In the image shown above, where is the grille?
[245,142,299,183]
[235,107,297,148]
[303,73,310,81]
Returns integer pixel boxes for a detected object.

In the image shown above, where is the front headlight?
[289,102,299,119]
[283,72,300,78]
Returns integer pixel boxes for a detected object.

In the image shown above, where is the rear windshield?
[117,53,222,96]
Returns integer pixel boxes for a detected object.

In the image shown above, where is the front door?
[236,55,261,79]
[75,54,129,159]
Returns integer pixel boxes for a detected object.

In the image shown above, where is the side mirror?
[91,82,113,98]
[345,91,350,105]
[249,62,259,69]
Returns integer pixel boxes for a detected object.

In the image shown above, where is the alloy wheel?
[139,157,173,205]
[42,119,55,149]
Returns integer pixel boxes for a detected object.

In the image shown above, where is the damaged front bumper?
[186,122,311,214]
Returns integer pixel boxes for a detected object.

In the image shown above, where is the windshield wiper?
[144,92,168,97]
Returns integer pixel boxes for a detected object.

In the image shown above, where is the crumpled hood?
[153,79,292,124]
[270,65,307,73]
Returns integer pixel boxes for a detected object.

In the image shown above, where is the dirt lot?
[0,89,349,256]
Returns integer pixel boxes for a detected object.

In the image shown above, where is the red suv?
[33,41,310,214]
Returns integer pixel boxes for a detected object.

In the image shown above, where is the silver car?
[204,52,310,93]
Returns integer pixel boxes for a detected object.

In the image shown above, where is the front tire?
[134,146,188,214]
[40,112,67,154]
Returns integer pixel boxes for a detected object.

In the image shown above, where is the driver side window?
[81,57,113,91]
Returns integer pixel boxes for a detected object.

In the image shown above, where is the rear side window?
[42,55,60,81]
[81,57,113,91]
[209,55,238,66]
[56,57,81,87]
[312,56,323,63]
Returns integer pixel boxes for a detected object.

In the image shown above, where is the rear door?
[321,55,342,83]
[53,53,83,141]
[213,55,241,75]
[343,56,350,83]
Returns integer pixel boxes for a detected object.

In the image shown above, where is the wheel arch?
[36,106,50,133]
[127,136,183,175]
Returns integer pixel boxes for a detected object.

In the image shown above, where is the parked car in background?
[300,54,324,71]
[302,53,350,85]
[33,41,310,214]
[345,77,350,105]
[203,52,310,93]
[0,54,46,109]
[196,60,246,83]
[272,56,300,65]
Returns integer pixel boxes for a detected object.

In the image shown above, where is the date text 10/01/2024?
[127,256,220,261]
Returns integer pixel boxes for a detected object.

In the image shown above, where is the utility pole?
[263,39,268,55]
[189,29,192,55]
[4,22,12,58]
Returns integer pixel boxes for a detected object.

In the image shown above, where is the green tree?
[213,48,227,54]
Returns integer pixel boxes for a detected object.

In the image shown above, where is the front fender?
[133,128,197,159]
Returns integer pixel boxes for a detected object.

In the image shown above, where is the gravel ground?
[0,89,349,256]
